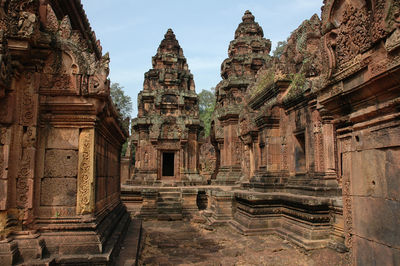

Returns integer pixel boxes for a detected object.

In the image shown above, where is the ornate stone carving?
[88,53,110,96]
[17,11,37,37]
[16,152,31,209]
[58,15,72,39]
[77,129,95,215]
[0,30,11,97]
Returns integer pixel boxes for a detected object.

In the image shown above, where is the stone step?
[157,202,182,208]
[157,213,183,221]
[157,209,183,215]
[157,199,182,204]
[158,188,182,192]
[158,191,181,197]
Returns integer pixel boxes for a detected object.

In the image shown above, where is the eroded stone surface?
[40,177,76,206]
[44,149,78,177]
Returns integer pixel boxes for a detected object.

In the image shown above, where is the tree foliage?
[110,82,133,120]
[273,40,287,58]
[198,88,216,137]
[110,83,132,131]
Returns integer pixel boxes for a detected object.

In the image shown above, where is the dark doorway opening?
[162,152,174,176]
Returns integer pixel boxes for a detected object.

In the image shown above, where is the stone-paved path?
[138,220,348,266]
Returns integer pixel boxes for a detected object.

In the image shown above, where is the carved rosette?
[77,129,95,215]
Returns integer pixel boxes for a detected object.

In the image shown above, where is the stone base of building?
[0,203,131,265]
[127,172,207,187]
[212,166,243,185]
[203,190,234,225]
[229,191,343,250]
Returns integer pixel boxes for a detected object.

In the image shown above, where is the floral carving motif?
[79,133,91,208]
[16,154,30,208]
[77,130,94,214]
[21,73,35,125]
[336,6,371,70]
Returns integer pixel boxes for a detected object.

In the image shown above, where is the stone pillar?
[208,190,234,224]
[120,156,130,185]
[76,128,95,215]
[182,188,198,218]
[321,111,338,183]
[140,189,158,219]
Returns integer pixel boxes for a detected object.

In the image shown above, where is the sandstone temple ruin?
[130,29,204,186]
[1,0,400,265]
[0,0,129,264]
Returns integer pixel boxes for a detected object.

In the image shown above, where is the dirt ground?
[138,220,349,266]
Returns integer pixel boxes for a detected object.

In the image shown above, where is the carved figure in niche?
[18,12,37,37]
[22,127,36,148]
[144,151,149,166]
[235,142,241,164]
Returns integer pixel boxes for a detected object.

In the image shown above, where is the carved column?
[76,128,95,215]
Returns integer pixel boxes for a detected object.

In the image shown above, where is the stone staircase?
[157,189,183,220]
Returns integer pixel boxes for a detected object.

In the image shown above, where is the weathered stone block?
[353,235,400,266]
[46,128,79,149]
[352,148,400,201]
[40,177,77,206]
[352,196,400,249]
[351,149,385,198]
[385,148,400,201]
[44,149,78,177]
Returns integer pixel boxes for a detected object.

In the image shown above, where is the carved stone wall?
[318,0,400,263]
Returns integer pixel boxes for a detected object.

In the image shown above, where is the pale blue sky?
[81,0,322,116]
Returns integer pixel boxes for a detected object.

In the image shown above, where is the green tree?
[198,88,216,137]
[110,83,132,119]
[273,40,287,58]
[110,83,133,158]
[110,83,132,130]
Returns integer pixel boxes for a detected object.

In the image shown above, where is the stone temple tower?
[131,29,204,186]
[211,11,271,184]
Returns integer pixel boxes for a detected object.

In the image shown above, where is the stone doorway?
[162,152,175,177]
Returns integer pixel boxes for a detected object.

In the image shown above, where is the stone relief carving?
[77,130,94,214]
[385,2,400,52]
[0,30,11,97]
[21,73,35,125]
[88,53,110,96]
[18,11,37,37]
[323,0,372,77]
[59,15,72,40]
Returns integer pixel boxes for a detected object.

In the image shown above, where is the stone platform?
[138,220,348,265]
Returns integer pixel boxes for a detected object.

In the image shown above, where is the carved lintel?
[76,128,95,215]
